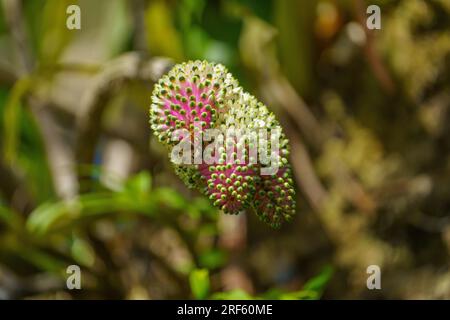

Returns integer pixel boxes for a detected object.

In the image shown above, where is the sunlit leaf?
[145,0,184,60]
[211,289,254,300]
[189,268,210,299]
[124,171,152,195]
[279,290,319,300]
[38,0,76,64]
[153,187,187,211]
[302,265,334,297]
[70,235,96,267]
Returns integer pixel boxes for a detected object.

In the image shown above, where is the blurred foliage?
[0,0,449,299]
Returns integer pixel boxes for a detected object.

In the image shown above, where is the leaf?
[153,188,187,211]
[17,109,54,202]
[259,266,334,300]
[26,201,70,235]
[199,248,227,270]
[259,288,285,299]
[26,172,196,235]
[70,235,96,267]
[145,0,184,60]
[302,265,333,294]
[38,0,76,64]
[183,26,211,59]
[279,290,319,300]
[124,171,152,195]
[189,268,210,299]
[2,77,32,165]
[16,243,67,273]
[211,289,254,300]
[274,0,316,97]
[26,193,124,235]
[178,0,206,26]
[0,205,23,230]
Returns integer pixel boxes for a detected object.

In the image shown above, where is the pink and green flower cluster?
[149,61,296,228]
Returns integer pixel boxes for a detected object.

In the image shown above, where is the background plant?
[0,0,449,299]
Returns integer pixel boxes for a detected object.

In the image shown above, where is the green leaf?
[145,0,184,60]
[25,175,196,235]
[153,187,187,211]
[260,266,334,300]
[124,171,152,195]
[0,205,23,230]
[38,0,76,64]
[302,265,333,294]
[189,268,210,299]
[2,77,32,165]
[16,243,67,273]
[279,290,319,300]
[211,289,254,300]
[199,249,227,270]
[26,193,128,235]
[259,288,285,299]
[70,235,96,267]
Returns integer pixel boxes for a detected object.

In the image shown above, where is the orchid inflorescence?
[149,60,296,228]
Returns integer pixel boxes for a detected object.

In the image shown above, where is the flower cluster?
[150,61,296,228]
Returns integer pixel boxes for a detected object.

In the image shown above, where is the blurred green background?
[0,0,449,299]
